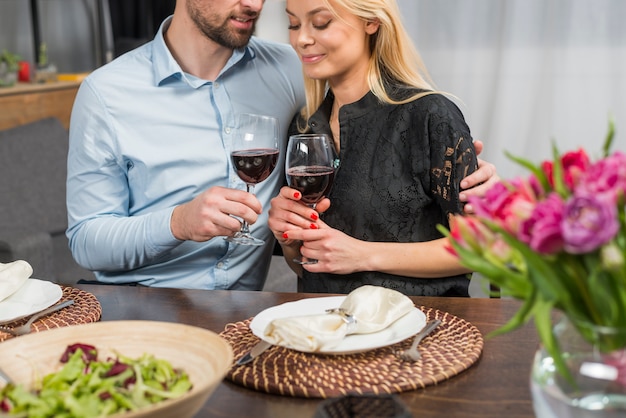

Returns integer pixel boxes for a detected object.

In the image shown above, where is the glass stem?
[240,184,255,235]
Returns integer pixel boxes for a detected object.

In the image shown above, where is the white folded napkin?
[0,260,33,302]
[262,285,414,352]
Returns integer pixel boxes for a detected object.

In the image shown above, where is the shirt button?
[214,82,220,89]
[224,127,231,134]
[217,262,225,269]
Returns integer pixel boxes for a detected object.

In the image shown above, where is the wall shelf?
[0,81,81,130]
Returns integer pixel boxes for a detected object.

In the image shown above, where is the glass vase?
[531,317,626,417]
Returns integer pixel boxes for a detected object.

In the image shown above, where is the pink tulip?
[579,151,626,203]
[562,193,619,254]
[541,148,590,190]
[470,178,537,236]
[447,215,492,254]
[519,193,565,254]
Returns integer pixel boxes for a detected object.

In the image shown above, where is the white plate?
[250,296,426,354]
[0,279,63,324]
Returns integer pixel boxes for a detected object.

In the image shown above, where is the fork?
[0,299,74,336]
[395,319,441,361]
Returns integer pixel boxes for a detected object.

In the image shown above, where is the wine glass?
[285,133,337,264]
[225,113,280,246]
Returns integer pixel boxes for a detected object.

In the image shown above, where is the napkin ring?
[325,308,357,333]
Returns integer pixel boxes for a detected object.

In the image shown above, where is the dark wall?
[109,0,176,57]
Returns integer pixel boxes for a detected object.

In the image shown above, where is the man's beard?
[188,7,257,49]
[203,24,254,49]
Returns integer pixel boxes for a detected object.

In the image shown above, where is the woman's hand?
[282,219,365,275]
[460,139,500,213]
[267,186,330,247]
[285,221,471,278]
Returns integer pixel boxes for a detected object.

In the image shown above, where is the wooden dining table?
[75,284,538,418]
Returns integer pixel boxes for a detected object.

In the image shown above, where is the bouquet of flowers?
[440,121,626,380]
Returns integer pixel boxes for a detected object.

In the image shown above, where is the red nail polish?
[310,212,318,220]
[282,233,289,239]
[294,191,301,199]
[310,223,318,229]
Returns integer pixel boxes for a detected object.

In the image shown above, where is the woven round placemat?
[0,285,102,342]
[220,306,483,398]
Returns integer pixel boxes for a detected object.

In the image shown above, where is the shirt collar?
[151,16,255,88]
[309,89,381,129]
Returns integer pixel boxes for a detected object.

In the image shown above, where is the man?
[66,0,496,290]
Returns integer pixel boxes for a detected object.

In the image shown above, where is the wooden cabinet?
[0,81,81,130]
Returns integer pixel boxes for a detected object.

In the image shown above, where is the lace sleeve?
[426,97,478,216]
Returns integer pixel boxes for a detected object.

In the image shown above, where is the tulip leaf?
[602,115,615,157]
[503,150,550,192]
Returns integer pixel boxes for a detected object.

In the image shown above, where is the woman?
[268,0,479,296]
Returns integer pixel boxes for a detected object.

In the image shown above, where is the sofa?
[0,117,95,284]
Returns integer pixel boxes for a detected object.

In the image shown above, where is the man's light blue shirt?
[66,18,305,290]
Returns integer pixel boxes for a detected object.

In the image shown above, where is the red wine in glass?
[226,114,280,246]
[285,134,337,264]
[286,165,335,206]
[231,148,279,185]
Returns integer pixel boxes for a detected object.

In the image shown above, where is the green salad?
[0,343,192,417]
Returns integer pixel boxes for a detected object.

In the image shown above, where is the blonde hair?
[299,0,436,126]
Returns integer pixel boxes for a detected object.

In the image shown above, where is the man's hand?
[170,186,262,241]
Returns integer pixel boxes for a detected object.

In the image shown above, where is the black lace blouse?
[292,87,478,297]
